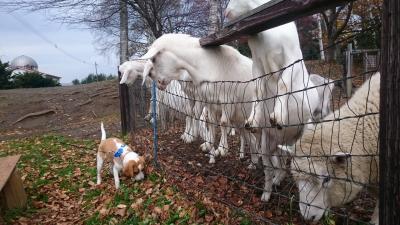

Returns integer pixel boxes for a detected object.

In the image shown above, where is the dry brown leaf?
[265,210,273,219]
[205,215,214,222]
[153,206,162,215]
[115,207,127,217]
[145,188,153,195]
[162,205,170,211]
[99,208,109,218]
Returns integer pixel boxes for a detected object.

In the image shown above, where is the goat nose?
[310,215,316,221]
[244,122,251,130]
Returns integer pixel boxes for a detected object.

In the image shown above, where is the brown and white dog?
[96,122,145,189]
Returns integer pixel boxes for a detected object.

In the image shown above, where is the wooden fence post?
[379,0,400,224]
[118,70,130,135]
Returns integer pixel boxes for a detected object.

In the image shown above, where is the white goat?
[225,0,320,202]
[119,61,197,141]
[280,73,380,224]
[141,33,259,164]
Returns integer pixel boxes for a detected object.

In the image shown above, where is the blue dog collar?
[114,144,126,158]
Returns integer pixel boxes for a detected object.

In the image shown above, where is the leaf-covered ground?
[0,135,252,225]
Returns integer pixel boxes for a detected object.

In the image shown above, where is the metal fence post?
[152,80,159,166]
[346,43,353,97]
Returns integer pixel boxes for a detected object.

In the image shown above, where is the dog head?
[122,156,145,178]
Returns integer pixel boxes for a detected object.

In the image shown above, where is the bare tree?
[0,0,211,56]
[321,2,353,61]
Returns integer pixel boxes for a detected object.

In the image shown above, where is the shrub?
[13,72,60,88]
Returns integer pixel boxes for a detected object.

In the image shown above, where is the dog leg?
[96,153,104,185]
[113,165,120,189]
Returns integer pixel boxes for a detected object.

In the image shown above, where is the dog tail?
[101,122,106,141]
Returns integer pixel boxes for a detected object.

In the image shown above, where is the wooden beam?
[200,0,354,47]
[379,0,400,224]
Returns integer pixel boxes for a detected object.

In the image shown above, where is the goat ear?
[120,71,130,84]
[331,152,351,165]
[278,144,295,154]
[142,60,153,85]
[141,48,159,60]
[119,63,128,84]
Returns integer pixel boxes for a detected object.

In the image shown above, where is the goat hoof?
[244,122,252,129]
[273,170,287,185]
[261,191,271,202]
[181,134,194,143]
[200,143,210,152]
[269,118,277,126]
[239,152,245,159]
[247,163,256,170]
[217,147,227,157]
[209,157,216,164]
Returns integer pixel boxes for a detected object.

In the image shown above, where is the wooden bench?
[0,155,27,210]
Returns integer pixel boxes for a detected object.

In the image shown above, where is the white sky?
[0,11,119,84]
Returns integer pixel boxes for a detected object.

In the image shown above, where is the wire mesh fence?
[123,4,381,225]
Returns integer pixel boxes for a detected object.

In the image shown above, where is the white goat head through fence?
[280,73,380,224]
[288,149,363,223]
[142,52,188,90]
[119,60,146,85]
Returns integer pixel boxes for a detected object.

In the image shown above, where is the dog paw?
[261,191,271,202]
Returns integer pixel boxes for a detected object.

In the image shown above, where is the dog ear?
[138,156,145,170]
[123,161,134,177]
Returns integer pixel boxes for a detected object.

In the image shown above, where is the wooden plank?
[200,0,354,47]
[0,154,27,209]
[0,155,21,190]
[1,168,27,209]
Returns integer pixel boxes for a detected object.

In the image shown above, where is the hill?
[0,80,121,141]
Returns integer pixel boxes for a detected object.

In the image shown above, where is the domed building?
[10,55,39,71]
[10,55,61,82]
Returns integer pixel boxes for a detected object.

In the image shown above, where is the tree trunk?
[208,0,219,34]
[317,14,325,61]
[119,0,132,134]
[379,0,400,224]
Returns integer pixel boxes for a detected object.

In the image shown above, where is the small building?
[9,55,61,82]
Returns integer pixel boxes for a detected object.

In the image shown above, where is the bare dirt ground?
[0,80,121,141]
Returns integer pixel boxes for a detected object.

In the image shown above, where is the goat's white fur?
[141,33,258,164]
[119,61,199,142]
[280,73,380,224]
[225,0,321,202]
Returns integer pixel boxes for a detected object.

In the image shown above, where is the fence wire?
[125,12,380,225]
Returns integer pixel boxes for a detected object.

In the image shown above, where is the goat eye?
[322,176,331,186]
